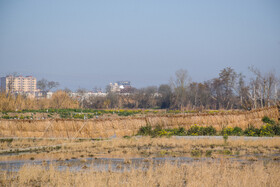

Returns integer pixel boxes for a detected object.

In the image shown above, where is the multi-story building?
[0,75,38,95]
[108,81,132,93]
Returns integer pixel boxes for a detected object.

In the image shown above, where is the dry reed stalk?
[1,136,280,162]
[1,160,280,186]
[0,107,278,138]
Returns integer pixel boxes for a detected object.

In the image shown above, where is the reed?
[1,137,280,162]
[1,160,280,186]
[0,107,278,138]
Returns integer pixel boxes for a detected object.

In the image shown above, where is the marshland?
[2,0,280,185]
[1,106,280,186]
[1,136,280,186]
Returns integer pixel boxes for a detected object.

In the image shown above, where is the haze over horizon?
[0,0,280,91]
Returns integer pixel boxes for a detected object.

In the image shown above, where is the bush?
[172,127,187,136]
[200,126,217,135]
[261,116,280,136]
[138,125,153,136]
[87,114,94,119]
[59,112,71,119]
[244,125,260,136]
[232,127,243,135]
[260,123,274,137]
[187,125,216,136]
[272,124,280,136]
[187,125,200,136]
[2,115,10,119]
[73,114,85,119]
[262,116,275,125]
[222,127,243,136]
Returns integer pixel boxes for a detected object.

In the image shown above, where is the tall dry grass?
[1,137,280,162]
[0,107,278,138]
[0,91,79,111]
[1,160,280,186]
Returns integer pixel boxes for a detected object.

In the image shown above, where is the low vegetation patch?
[138,116,280,137]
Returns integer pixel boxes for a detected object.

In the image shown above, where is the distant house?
[108,81,132,93]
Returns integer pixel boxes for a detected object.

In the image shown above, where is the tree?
[158,84,172,108]
[170,69,191,110]
[248,66,279,108]
[37,79,59,96]
[210,67,237,109]
[105,91,119,108]
[76,88,88,108]
[135,86,158,108]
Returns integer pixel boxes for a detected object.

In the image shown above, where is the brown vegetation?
[1,159,280,186]
[0,91,79,111]
[1,137,280,162]
[0,107,278,138]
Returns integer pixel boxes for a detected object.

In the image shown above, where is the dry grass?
[0,107,278,138]
[1,160,280,186]
[1,137,280,161]
[0,91,79,111]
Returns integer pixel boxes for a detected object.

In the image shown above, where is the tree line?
[1,66,279,111]
[81,66,280,110]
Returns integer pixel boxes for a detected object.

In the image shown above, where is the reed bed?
[1,160,280,186]
[0,107,278,138]
[1,137,280,162]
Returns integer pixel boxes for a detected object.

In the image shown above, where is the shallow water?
[1,154,280,172]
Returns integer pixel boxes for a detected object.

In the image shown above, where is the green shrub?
[244,125,260,136]
[73,114,85,119]
[200,126,217,135]
[87,114,94,119]
[232,127,243,135]
[152,125,163,137]
[259,123,274,137]
[172,127,187,136]
[191,149,202,157]
[138,125,153,136]
[187,125,200,136]
[187,125,216,136]
[205,150,212,157]
[262,116,275,125]
[59,112,71,119]
[222,126,243,136]
[2,115,10,119]
[157,129,173,137]
[272,124,280,136]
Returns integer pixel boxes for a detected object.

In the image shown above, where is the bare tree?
[6,72,19,93]
[249,66,279,108]
[37,78,59,96]
[170,69,191,110]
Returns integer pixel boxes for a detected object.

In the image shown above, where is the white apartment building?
[0,75,38,95]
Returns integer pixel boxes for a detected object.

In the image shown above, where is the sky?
[0,0,280,91]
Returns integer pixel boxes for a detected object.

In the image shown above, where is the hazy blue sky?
[0,0,279,91]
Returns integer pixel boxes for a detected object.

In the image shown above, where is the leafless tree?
[37,78,59,96]
[170,69,191,110]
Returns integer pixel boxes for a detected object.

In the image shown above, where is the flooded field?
[1,136,280,186]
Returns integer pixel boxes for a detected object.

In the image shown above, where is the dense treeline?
[83,67,280,110]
